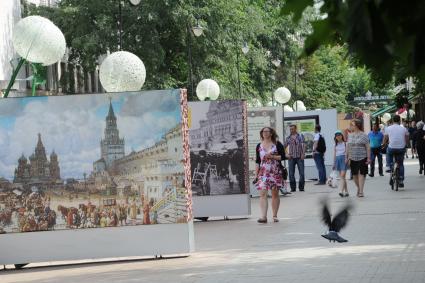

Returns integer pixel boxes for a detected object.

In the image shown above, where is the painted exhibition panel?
[283,115,319,159]
[247,107,283,195]
[188,100,248,196]
[0,90,190,234]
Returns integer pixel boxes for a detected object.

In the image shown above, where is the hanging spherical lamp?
[274,87,291,104]
[382,113,391,123]
[283,105,293,112]
[12,16,66,65]
[196,79,220,101]
[292,100,305,111]
[99,51,146,92]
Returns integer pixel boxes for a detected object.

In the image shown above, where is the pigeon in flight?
[320,199,353,243]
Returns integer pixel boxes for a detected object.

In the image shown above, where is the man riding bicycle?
[382,115,410,188]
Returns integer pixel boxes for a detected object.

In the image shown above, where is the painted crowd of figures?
[0,190,155,234]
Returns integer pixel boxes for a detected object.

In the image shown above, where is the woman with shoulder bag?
[254,127,286,223]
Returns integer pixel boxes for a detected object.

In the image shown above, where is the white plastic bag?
[327,170,338,188]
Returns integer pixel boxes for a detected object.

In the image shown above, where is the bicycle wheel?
[395,167,399,191]
[390,174,394,190]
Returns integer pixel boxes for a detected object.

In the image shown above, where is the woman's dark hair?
[334,133,345,145]
[260,127,277,144]
[351,118,364,131]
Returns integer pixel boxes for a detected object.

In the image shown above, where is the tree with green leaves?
[24,0,389,110]
[281,0,425,83]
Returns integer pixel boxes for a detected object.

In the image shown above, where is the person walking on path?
[255,127,286,223]
[403,121,410,159]
[313,125,327,185]
[384,119,393,171]
[368,123,384,177]
[333,130,349,197]
[383,115,410,188]
[347,119,371,197]
[343,127,353,180]
[285,124,306,192]
[408,121,418,159]
[413,121,425,175]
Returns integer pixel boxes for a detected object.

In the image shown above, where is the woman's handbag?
[279,163,288,180]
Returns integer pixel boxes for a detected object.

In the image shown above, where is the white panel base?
[0,222,194,265]
[192,194,251,218]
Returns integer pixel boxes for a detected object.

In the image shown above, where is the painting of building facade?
[188,100,248,196]
[0,90,190,234]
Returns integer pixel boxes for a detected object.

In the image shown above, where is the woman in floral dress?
[255,127,286,223]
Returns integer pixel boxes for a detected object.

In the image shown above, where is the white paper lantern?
[298,104,307,111]
[382,113,391,123]
[409,109,415,117]
[196,79,220,101]
[99,51,146,92]
[274,87,291,104]
[12,16,66,65]
[129,0,142,5]
[283,105,293,112]
[248,98,262,107]
[399,110,408,119]
[292,100,305,111]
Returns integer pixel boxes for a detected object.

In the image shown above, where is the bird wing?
[321,202,332,229]
[331,204,352,232]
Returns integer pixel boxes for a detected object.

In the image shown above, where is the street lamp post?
[117,0,141,51]
[187,18,203,98]
[405,77,414,122]
[269,56,281,106]
[118,1,123,50]
[275,87,291,166]
[236,46,242,99]
[293,61,304,111]
[235,41,250,100]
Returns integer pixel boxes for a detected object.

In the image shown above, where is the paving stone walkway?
[2,159,425,283]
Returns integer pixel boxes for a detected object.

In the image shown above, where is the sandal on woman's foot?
[358,193,364,197]
[257,218,267,223]
[273,216,279,222]
[339,192,344,198]
[344,193,349,197]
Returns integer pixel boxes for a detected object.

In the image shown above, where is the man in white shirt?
[383,115,409,187]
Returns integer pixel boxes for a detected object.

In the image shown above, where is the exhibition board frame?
[247,107,283,197]
[189,101,251,219]
[192,194,251,218]
[0,89,195,266]
[0,222,194,265]
[247,108,338,196]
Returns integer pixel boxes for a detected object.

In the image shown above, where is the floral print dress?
[256,144,284,190]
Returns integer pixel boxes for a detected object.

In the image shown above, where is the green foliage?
[281,0,425,84]
[26,0,388,109]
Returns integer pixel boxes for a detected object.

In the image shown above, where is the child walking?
[333,130,349,197]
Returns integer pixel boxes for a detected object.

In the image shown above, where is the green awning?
[371,94,418,118]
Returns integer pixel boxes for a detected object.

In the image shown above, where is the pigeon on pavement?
[320,199,353,243]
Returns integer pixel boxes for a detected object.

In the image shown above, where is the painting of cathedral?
[0,90,190,235]
[14,133,61,185]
